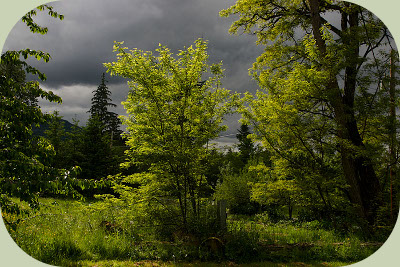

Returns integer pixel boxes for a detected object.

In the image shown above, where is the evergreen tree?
[236,123,255,166]
[89,73,122,144]
[44,110,66,169]
[79,73,124,180]
[62,117,85,170]
[79,116,116,180]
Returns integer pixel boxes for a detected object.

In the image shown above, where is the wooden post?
[217,200,227,231]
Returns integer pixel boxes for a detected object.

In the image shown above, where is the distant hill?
[32,119,78,138]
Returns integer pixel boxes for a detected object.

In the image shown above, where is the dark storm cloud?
[4,0,262,87]
[3,0,265,140]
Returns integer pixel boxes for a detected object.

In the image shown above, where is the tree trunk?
[177,183,188,230]
[288,197,293,220]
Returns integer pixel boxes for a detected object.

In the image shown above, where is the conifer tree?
[62,117,85,170]
[79,73,122,179]
[44,110,66,168]
[236,123,255,166]
[89,73,122,144]
[79,116,116,180]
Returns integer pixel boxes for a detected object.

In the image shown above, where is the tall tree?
[221,0,395,227]
[105,39,236,230]
[80,73,123,179]
[89,73,122,144]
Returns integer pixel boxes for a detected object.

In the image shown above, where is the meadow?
[3,197,383,266]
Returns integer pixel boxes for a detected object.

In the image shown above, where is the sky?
[3,0,265,147]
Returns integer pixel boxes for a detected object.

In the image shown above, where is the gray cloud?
[4,0,265,143]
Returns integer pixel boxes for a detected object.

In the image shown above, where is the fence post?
[217,200,227,231]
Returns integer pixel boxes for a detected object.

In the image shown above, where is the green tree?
[79,116,116,180]
[0,55,26,84]
[80,73,124,180]
[0,56,37,107]
[236,123,256,167]
[221,0,395,228]
[104,39,236,230]
[44,110,66,168]
[358,49,400,225]
[0,5,82,219]
[0,52,62,210]
[62,117,85,169]
[89,73,122,145]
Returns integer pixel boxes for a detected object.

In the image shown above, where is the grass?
[2,198,382,266]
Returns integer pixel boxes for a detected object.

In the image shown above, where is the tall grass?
[6,198,201,265]
[226,215,381,263]
[3,198,381,266]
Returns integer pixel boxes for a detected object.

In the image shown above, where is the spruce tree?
[236,123,255,166]
[89,73,122,144]
[79,116,115,180]
[79,73,123,179]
